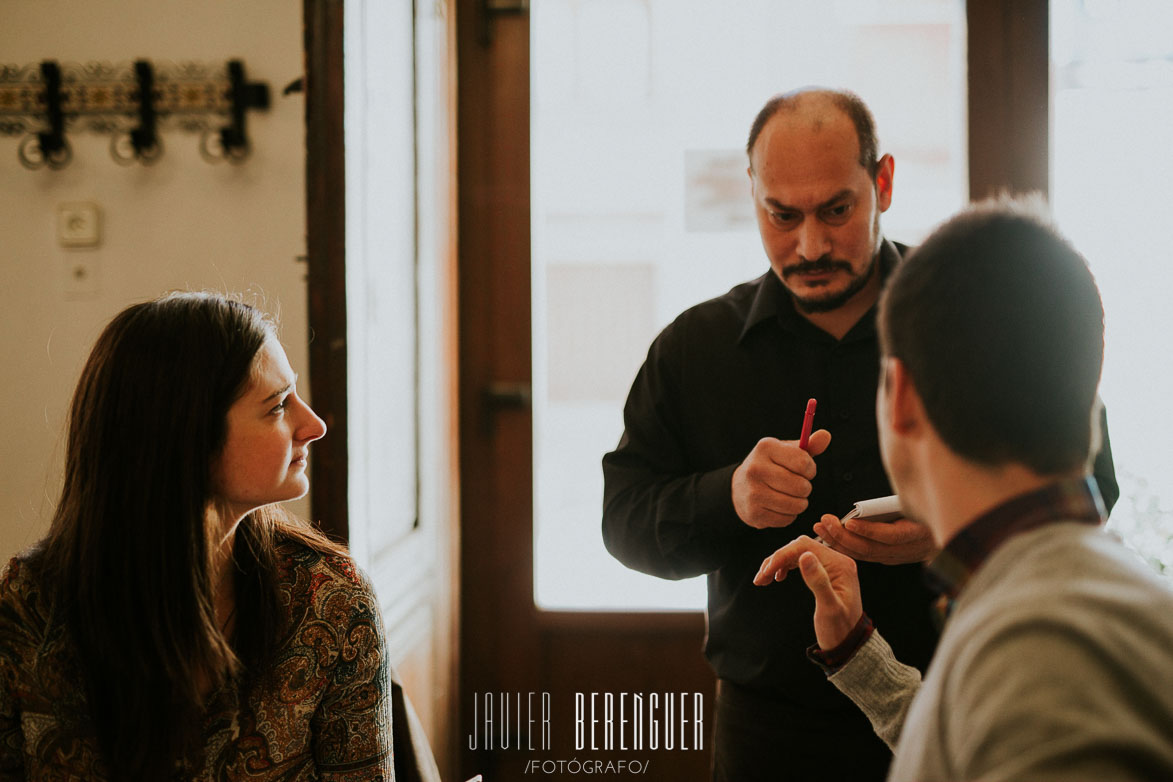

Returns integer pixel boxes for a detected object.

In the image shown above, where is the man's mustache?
[781,258,854,278]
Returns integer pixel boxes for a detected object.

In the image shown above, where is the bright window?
[531,0,968,609]
[1052,0,1173,578]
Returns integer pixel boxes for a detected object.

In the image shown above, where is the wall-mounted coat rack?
[0,59,270,170]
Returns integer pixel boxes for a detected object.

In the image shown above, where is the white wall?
[0,0,308,562]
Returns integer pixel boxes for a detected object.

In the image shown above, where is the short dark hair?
[878,197,1104,474]
[746,88,879,176]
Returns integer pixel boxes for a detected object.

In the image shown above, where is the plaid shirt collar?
[925,476,1105,623]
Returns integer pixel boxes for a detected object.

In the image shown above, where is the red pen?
[798,398,817,450]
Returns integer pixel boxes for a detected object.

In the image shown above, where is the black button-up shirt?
[602,239,1119,710]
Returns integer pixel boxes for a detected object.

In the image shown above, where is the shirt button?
[839,411,851,421]
[843,472,854,482]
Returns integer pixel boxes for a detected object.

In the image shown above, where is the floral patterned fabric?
[0,540,394,781]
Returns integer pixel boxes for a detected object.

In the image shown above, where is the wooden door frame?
[453,0,1054,777]
[303,0,349,543]
[303,3,462,778]
[968,0,1050,199]
[454,1,541,775]
[454,2,719,779]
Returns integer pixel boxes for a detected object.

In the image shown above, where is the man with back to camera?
[755,198,1173,781]
[601,88,1120,781]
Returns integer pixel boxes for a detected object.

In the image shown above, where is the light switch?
[58,202,102,248]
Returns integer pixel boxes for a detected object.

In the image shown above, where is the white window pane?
[1052,0,1173,579]
[533,0,968,609]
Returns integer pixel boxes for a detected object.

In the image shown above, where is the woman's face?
[211,338,326,521]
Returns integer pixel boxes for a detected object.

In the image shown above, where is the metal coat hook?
[18,61,71,170]
[112,60,162,165]
[218,60,269,163]
[130,60,161,162]
[0,58,271,169]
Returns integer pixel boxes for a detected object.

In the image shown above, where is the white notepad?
[841,494,903,523]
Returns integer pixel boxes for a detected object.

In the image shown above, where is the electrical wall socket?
[58,202,101,248]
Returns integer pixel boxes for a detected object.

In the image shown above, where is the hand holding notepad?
[811,495,901,546]
[840,494,903,524]
[812,495,938,564]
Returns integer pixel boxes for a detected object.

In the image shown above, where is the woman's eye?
[270,398,289,415]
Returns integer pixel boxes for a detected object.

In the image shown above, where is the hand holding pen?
[731,398,830,529]
[798,397,817,451]
[794,398,935,563]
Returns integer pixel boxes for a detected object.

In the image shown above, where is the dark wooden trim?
[304,0,349,542]
[438,3,462,775]
[535,610,706,633]
[968,0,1051,200]
[456,0,539,777]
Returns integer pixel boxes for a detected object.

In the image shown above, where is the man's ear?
[883,357,924,436]
[875,154,894,213]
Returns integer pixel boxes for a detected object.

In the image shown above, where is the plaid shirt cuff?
[806,612,875,674]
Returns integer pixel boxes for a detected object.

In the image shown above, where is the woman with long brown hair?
[0,292,393,780]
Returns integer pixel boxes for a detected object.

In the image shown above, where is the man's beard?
[783,206,883,314]
[784,250,879,314]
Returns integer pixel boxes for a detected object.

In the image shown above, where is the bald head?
[746,88,879,177]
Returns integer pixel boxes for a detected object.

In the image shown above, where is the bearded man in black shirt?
[601,87,1119,782]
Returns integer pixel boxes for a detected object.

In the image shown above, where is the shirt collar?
[925,476,1106,605]
[738,238,903,344]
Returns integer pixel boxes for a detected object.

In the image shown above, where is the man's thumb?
[805,428,832,456]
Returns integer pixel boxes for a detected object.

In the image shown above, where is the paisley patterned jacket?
[0,539,394,781]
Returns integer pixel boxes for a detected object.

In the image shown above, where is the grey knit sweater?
[828,523,1173,781]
